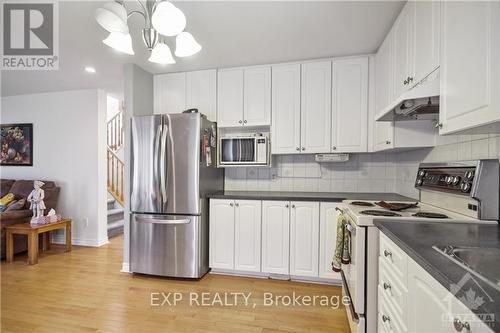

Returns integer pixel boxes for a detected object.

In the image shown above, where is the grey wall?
[122,64,154,271]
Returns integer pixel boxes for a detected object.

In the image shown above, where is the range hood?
[375,75,440,122]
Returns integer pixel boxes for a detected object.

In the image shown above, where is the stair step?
[107,198,116,210]
[107,208,124,223]
[107,219,124,238]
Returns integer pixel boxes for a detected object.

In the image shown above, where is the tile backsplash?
[224,153,398,193]
[224,133,500,199]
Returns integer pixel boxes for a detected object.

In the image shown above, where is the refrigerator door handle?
[135,216,191,225]
[160,122,168,204]
[153,124,162,204]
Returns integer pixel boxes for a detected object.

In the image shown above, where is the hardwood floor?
[1,236,349,333]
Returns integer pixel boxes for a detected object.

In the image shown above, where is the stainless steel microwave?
[219,135,269,166]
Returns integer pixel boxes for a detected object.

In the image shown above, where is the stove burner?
[412,212,449,219]
[350,201,375,207]
[360,210,402,217]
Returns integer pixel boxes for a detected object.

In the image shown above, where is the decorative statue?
[27,180,46,219]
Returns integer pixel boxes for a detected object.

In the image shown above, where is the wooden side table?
[6,219,72,265]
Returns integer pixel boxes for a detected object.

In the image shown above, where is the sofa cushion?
[5,198,26,212]
[0,209,32,221]
[9,180,59,210]
[0,179,15,197]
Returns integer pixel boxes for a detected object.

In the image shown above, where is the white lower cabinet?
[210,199,340,282]
[234,200,262,272]
[209,199,261,272]
[378,232,494,333]
[290,201,320,277]
[262,201,290,275]
[209,199,235,270]
[319,202,342,280]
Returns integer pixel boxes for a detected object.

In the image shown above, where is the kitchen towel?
[332,213,351,272]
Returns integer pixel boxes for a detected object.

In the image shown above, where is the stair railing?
[107,147,125,207]
[107,109,124,151]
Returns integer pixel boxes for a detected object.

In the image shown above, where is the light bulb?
[175,31,201,57]
[149,42,176,64]
[151,1,186,36]
[95,2,128,33]
[103,32,134,55]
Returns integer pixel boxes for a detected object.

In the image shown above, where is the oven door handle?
[340,270,359,323]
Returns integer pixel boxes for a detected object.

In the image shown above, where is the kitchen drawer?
[378,288,408,333]
[379,232,408,283]
[378,259,408,325]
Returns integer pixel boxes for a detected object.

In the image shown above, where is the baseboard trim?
[52,235,109,247]
[121,263,131,273]
[209,269,342,286]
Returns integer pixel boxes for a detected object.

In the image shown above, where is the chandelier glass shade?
[95,0,201,64]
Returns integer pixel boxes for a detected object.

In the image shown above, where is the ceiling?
[1,1,405,98]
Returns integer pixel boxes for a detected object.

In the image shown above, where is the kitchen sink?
[433,245,500,292]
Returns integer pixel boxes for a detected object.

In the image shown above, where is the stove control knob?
[446,176,454,185]
[418,170,426,177]
[452,176,461,186]
[465,170,475,180]
[416,179,423,186]
[460,182,471,193]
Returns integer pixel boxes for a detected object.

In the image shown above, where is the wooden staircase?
[107,110,124,207]
[107,108,125,238]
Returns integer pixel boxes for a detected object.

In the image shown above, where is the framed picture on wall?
[0,123,33,166]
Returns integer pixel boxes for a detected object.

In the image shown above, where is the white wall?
[395,133,500,199]
[122,64,154,272]
[0,89,108,246]
[225,152,398,193]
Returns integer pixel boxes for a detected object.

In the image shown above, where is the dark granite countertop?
[375,220,500,330]
[207,191,414,202]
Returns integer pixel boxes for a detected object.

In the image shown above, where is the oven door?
[219,137,256,164]
[341,212,366,329]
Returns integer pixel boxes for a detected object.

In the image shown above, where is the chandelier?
[95,0,201,64]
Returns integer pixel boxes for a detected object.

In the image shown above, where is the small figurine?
[27,180,46,220]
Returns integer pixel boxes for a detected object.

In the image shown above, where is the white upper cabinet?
[392,2,415,99]
[217,66,271,128]
[331,57,369,153]
[375,33,393,114]
[301,61,332,154]
[413,1,441,84]
[186,70,217,121]
[209,199,235,270]
[234,200,262,272]
[319,203,341,281]
[217,68,244,127]
[290,201,319,277]
[271,64,301,154]
[244,67,271,126]
[154,72,186,114]
[261,201,290,275]
[439,1,500,134]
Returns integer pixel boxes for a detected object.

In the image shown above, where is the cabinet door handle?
[403,79,408,86]
[332,146,337,150]
[235,202,239,207]
[382,314,390,323]
[229,202,234,207]
[285,204,289,208]
[435,122,443,128]
[383,250,392,258]
[291,205,296,209]
[296,147,300,151]
[453,318,470,332]
[301,147,305,151]
[385,140,391,145]
[238,120,243,124]
[243,120,247,124]
[383,282,391,290]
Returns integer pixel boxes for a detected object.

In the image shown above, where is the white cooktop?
[342,200,485,227]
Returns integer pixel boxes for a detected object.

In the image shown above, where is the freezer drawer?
[130,213,208,278]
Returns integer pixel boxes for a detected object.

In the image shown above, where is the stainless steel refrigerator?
[130,112,223,278]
